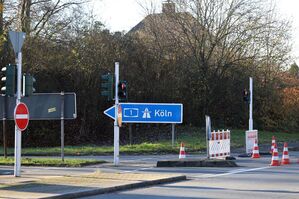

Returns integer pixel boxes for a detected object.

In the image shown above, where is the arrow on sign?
[104,105,116,120]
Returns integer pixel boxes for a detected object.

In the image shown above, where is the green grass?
[0,157,105,167]
[230,129,299,148]
[0,129,298,156]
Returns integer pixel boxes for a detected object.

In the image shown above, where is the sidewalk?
[0,171,186,199]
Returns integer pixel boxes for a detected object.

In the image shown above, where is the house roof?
[127,12,198,36]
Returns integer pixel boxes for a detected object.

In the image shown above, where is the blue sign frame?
[104,103,183,124]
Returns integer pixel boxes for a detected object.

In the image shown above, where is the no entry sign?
[14,102,29,131]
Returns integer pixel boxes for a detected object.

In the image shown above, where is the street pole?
[205,115,211,159]
[8,31,26,177]
[249,77,253,131]
[171,124,175,147]
[114,62,120,166]
[3,95,7,158]
[14,52,22,177]
[61,91,65,162]
[129,124,133,145]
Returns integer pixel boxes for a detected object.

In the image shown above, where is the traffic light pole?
[14,52,22,177]
[114,62,120,166]
[249,77,253,131]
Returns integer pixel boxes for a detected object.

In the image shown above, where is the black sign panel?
[0,93,77,120]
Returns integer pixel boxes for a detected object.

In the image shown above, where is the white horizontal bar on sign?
[15,114,29,119]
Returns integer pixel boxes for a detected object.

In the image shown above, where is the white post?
[61,92,65,162]
[171,124,175,147]
[249,77,253,131]
[22,74,25,96]
[14,52,22,177]
[114,62,120,166]
[205,115,211,159]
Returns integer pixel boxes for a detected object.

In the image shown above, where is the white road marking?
[192,166,270,178]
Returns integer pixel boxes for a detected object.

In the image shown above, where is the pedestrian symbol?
[142,108,151,118]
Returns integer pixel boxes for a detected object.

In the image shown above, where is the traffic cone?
[251,140,260,158]
[270,136,276,154]
[281,142,290,165]
[270,143,280,166]
[179,142,186,159]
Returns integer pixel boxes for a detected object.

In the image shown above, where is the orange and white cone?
[251,140,260,158]
[281,142,290,165]
[270,136,276,154]
[270,143,280,166]
[179,142,186,159]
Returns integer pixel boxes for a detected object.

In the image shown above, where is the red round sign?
[14,102,29,131]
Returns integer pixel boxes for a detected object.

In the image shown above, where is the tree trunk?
[21,0,31,34]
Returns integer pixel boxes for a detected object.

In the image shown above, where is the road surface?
[1,152,298,199]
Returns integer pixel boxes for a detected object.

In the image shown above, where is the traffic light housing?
[24,74,36,96]
[118,81,127,101]
[101,73,114,101]
[243,89,250,102]
[1,64,16,96]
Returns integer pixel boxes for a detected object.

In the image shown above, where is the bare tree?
[2,0,85,37]
[136,0,292,116]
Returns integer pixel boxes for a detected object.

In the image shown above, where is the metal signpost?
[246,77,258,155]
[61,92,65,162]
[6,31,77,175]
[9,31,25,177]
[104,62,183,165]
[114,62,120,166]
[105,101,183,163]
[249,77,253,131]
[205,115,211,158]
[0,93,77,162]
[171,123,175,147]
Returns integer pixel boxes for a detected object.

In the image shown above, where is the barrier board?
[208,130,230,159]
[245,130,258,154]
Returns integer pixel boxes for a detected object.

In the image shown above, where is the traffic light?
[24,74,36,96]
[243,89,250,102]
[1,64,16,96]
[118,80,127,101]
[101,73,114,101]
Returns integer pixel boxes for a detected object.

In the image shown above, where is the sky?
[89,0,299,63]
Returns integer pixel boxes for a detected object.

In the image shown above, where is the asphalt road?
[1,152,299,199]
[81,164,299,199]
[79,152,299,199]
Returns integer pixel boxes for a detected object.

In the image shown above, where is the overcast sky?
[89,0,299,63]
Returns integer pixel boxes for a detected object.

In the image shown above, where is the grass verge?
[0,129,298,156]
[0,157,105,167]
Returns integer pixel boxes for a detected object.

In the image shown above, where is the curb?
[44,175,187,199]
[156,159,238,167]
[238,152,271,158]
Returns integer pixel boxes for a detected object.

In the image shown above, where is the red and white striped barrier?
[208,130,230,159]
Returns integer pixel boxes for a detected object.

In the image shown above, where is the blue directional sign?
[104,103,183,123]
